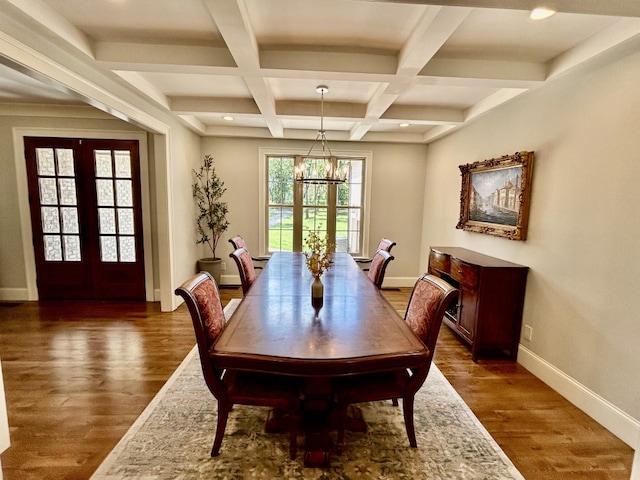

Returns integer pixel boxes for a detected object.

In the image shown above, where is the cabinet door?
[457,287,478,340]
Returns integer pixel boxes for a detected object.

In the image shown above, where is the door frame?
[13,127,154,301]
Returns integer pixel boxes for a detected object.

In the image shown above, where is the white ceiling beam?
[204,0,283,137]
[113,71,170,110]
[464,87,528,121]
[382,105,464,124]
[276,100,366,119]
[350,6,470,140]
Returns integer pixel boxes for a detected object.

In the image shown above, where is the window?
[262,151,369,255]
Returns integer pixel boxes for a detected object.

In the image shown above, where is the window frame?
[259,147,372,258]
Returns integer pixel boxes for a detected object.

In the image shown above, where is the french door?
[24,137,145,300]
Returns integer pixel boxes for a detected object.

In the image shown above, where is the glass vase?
[311,276,324,309]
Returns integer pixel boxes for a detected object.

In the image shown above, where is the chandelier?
[294,85,348,184]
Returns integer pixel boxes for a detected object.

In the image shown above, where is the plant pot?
[197,257,222,285]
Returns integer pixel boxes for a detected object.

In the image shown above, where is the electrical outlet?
[221,261,226,272]
[523,325,533,341]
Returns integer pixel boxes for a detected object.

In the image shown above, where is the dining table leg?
[302,376,333,467]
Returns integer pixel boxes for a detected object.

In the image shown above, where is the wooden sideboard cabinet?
[428,247,528,361]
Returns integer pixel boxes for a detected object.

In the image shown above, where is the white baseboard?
[518,345,639,448]
[0,288,29,301]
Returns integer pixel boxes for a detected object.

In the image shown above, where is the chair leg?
[392,398,399,406]
[211,400,230,457]
[402,395,417,448]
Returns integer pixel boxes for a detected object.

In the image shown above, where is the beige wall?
[421,51,640,427]
[199,136,428,284]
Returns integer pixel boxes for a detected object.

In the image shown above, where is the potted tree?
[192,154,229,285]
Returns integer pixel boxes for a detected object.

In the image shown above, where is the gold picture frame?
[456,151,534,240]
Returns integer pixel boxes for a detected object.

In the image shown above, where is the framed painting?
[456,151,534,240]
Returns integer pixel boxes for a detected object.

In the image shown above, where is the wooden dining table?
[212,251,428,466]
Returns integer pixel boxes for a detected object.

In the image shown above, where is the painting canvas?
[457,152,534,240]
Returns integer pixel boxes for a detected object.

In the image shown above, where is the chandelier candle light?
[304,231,334,309]
[294,85,349,185]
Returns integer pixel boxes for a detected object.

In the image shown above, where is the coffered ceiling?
[1,0,640,143]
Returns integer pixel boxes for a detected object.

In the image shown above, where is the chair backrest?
[377,238,396,254]
[229,247,257,295]
[367,249,394,289]
[175,272,228,399]
[228,235,246,250]
[404,274,459,365]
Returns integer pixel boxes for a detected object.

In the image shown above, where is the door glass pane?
[36,148,55,176]
[115,179,133,207]
[60,207,79,234]
[98,208,116,234]
[43,235,62,261]
[58,178,77,205]
[38,178,58,205]
[117,208,135,234]
[100,236,118,262]
[95,150,113,177]
[96,179,114,206]
[119,236,136,262]
[56,149,75,176]
[114,151,132,178]
[63,235,81,261]
[41,207,60,233]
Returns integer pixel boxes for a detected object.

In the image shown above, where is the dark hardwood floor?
[0,287,633,479]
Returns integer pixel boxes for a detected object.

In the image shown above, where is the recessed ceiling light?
[399,123,410,128]
[222,115,234,121]
[530,8,556,20]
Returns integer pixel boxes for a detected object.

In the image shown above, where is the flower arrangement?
[303,231,334,278]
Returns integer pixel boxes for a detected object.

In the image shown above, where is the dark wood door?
[24,137,145,300]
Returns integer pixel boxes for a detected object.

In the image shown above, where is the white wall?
[200,136,428,285]
[421,50,640,442]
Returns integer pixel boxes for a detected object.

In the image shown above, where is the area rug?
[92,299,524,480]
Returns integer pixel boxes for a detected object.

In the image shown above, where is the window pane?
[268,157,294,205]
[38,178,58,205]
[119,236,136,262]
[100,236,118,262]
[115,179,133,207]
[60,207,79,234]
[336,208,361,254]
[96,179,114,206]
[63,235,81,261]
[36,148,55,176]
[98,208,116,234]
[302,183,327,206]
[115,151,132,178]
[41,207,60,233]
[95,150,113,177]
[302,207,327,236]
[44,235,62,261]
[56,149,75,176]
[58,178,77,205]
[268,206,293,252]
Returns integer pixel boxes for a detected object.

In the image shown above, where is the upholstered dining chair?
[229,247,258,295]
[356,238,396,271]
[228,235,264,270]
[367,249,394,289]
[333,274,459,453]
[175,272,301,459]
